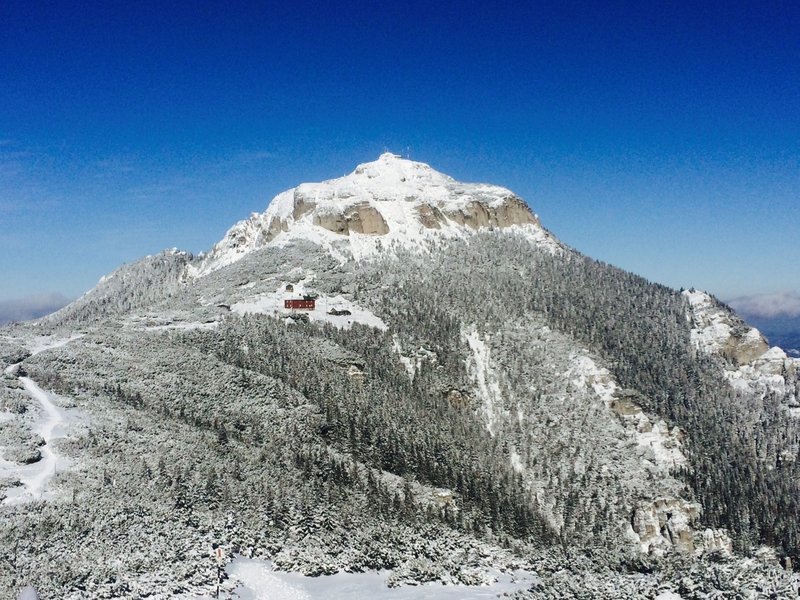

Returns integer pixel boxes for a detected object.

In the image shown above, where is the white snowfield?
[1,334,83,505]
[192,557,536,600]
[230,280,387,331]
[193,153,560,275]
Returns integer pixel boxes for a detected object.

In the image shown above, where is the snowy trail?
[215,557,536,600]
[2,334,82,504]
[14,377,63,498]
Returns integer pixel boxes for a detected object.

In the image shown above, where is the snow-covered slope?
[683,289,799,411]
[194,153,560,274]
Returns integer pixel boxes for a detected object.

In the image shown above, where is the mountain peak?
[348,152,451,187]
[195,154,559,275]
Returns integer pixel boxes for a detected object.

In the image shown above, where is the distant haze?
[729,291,800,356]
[0,293,70,325]
[728,290,800,319]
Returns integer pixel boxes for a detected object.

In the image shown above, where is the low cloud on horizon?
[728,290,800,319]
[0,293,71,325]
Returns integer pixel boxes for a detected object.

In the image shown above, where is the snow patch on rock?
[567,352,687,471]
[683,289,799,409]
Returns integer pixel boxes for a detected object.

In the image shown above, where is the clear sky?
[1,1,798,315]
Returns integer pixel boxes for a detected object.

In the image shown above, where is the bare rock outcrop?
[721,326,770,365]
[442,196,538,230]
[415,204,447,229]
[631,497,732,557]
[313,203,389,236]
[345,203,390,235]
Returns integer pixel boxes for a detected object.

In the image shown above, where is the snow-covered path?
[2,334,82,504]
[214,557,536,600]
[14,377,64,499]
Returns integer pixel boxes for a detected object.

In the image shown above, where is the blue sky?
[1,1,798,315]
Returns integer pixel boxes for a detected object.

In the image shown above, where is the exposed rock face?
[696,528,735,555]
[346,364,365,384]
[631,498,732,556]
[345,203,390,235]
[442,196,538,230]
[266,215,288,242]
[291,190,316,220]
[444,389,469,408]
[722,327,770,365]
[494,196,540,227]
[415,204,446,229]
[312,203,390,236]
[632,498,699,555]
[631,498,733,556]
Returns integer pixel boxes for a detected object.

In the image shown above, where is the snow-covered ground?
[230,281,387,331]
[139,320,221,332]
[464,329,504,435]
[27,333,84,355]
[566,351,687,470]
[1,333,83,505]
[2,377,70,504]
[193,557,536,600]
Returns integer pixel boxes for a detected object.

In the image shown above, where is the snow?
[635,421,687,469]
[2,377,67,504]
[683,289,799,404]
[231,281,387,331]
[194,153,560,275]
[682,290,735,355]
[509,450,525,474]
[16,586,40,600]
[567,351,687,470]
[758,346,788,361]
[27,333,84,355]
[567,353,617,405]
[654,592,684,600]
[1,333,83,505]
[391,336,416,379]
[141,320,221,332]
[391,336,437,379]
[464,329,504,435]
[213,557,536,600]
[228,559,311,600]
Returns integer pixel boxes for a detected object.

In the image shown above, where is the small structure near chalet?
[328,307,351,316]
[285,283,294,292]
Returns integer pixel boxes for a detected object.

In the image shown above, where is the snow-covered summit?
[195,153,559,274]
